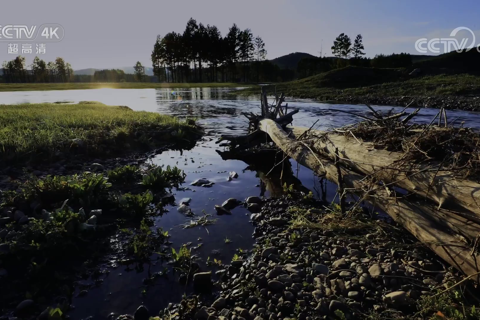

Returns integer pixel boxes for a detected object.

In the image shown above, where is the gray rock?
[348,291,361,301]
[268,218,288,227]
[18,216,30,225]
[312,263,329,275]
[285,264,301,274]
[284,291,295,301]
[277,274,292,285]
[212,297,226,310]
[194,306,209,320]
[13,210,25,222]
[332,258,347,269]
[229,171,239,179]
[330,279,346,296]
[320,251,331,260]
[134,305,150,320]
[179,198,192,205]
[368,264,382,279]
[349,249,365,258]
[248,203,262,213]
[246,196,262,204]
[339,271,353,278]
[191,178,214,187]
[268,280,285,292]
[312,290,323,302]
[193,272,212,290]
[262,247,278,258]
[329,300,346,313]
[177,204,191,214]
[90,163,104,172]
[384,291,408,307]
[15,300,35,317]
[332,247,347,257]
[234,307,249,319]
[86,215,97,226]
[90,209,102,216]
[222,198,240,210]
[214,205,232,215]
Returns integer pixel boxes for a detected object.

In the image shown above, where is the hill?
[413,49,480,75]
[270,52,317,70]
[74,68,98,76]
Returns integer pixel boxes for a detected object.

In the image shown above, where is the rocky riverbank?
[136,196,478,320]
[328,95,480,112]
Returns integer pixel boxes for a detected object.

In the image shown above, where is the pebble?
[368,264,382,279]
[134,305,150,320]
[384,291,408,307]
[312,263,329,275]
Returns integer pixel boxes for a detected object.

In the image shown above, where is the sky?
[1,0,480,70]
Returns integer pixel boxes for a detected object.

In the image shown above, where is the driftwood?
[289,127,480,220]
[259,119,480,279]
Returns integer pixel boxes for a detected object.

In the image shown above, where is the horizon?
[1,0,479,70]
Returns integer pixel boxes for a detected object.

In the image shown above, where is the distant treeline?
[297,53,412,79]
[1,56,74,83]
[150,17,294,83]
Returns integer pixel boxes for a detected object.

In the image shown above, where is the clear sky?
[1,0,479,70]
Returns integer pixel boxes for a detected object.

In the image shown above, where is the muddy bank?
[149,196,479,320]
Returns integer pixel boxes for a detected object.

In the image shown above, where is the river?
[1,87,480,319]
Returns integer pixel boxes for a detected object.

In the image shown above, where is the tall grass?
[0,102,199,164]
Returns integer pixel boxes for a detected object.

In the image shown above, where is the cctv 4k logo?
[0,24,64,42]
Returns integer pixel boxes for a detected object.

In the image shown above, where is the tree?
[134,61,145,82]
[225,24,241,81]
[238,29,254,82]
[31,56,47,82]
[55,57,67,82]
[152,35,166,82]
[331,33,352,59]
[352,34,365,58]
[253,36,267,82]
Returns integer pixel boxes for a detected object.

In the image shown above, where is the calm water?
[2,88,480,319]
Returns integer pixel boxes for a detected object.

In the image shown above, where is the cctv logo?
[0,24,64,42]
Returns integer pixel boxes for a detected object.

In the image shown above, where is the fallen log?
[289,127,480,220]
[259,119,480,280]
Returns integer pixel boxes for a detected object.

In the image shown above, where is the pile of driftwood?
[220,88,480,281]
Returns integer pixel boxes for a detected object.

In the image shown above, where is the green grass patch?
[0,82,253,92]
[0,102,200,165]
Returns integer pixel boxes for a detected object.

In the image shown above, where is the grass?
[0,82,254,92]
[0,101,200,165]
[238,66,480,101]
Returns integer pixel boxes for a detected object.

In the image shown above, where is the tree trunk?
[258,119,480,281]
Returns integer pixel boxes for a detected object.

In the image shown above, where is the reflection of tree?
[217,149,311,198]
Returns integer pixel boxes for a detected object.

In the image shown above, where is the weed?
[19,172,111,210]
[107,165,140,184]
[224,237,232,244]
[116,191,154,218]
[141,165,186,191]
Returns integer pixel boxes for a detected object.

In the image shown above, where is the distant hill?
[412,49,480,75]
[74,67,154,76]
[121,66,154,76]
[74,68,98,76]
[270,52,317,70]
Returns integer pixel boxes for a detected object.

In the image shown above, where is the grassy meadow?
[0,82,255,92]
[238,67,480,100]
[0,101,200,164]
